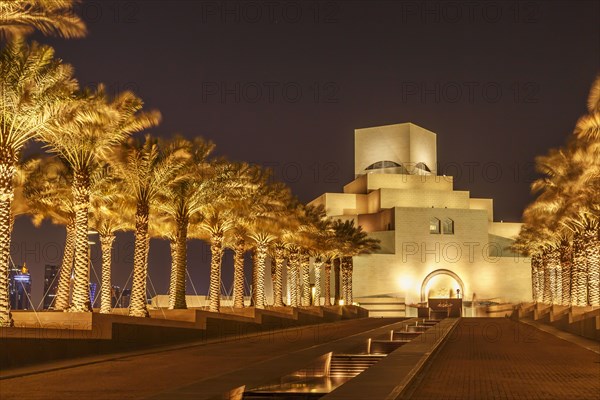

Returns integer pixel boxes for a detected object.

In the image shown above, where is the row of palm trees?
[0,1,380,326]
[514,76,600,307]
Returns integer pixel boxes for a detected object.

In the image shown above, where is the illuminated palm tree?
[246,182,293,309]
[21,156,76,310]
[270,240,286,307]
[110,136,191,317]
[0,0,86,39]
[305,206,335,307]
[0,40,77,325]
[332,219,380,304]
[228,227,250,308]
[297,205,329,306]
[279,204,307,307]
[572,75,600,306]
[89,172,134,314]
[155,138,214,309]
[516,76,600,307]
[192,162,264,312]
[286,245,300,307]
[42,87,159,312]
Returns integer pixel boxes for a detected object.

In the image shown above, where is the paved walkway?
[406,318,600,400]
[0,318,395,400]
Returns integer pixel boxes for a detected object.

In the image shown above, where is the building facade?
[310,123,531,316]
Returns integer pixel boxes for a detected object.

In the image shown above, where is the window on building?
[429,217,440,234]
[443,218,454,234]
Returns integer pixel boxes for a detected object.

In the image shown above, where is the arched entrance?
[420,269,465,302]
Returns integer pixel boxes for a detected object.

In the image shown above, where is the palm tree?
[193,163,268,312]
[0,40,77,325]
[21,156,76,310]
[270,240,286,307]
[283,244,300,307]
[155,138,215,309]
[572,75,600,306]
[516,75,600,307]
[305,207,335,307]
[332,219,380,304]
[228,227,249,308]
[246,182,294,309]
[0,0,86,40]
[297,205,330,306]
[42,86,159,312]
[89,172,134,314]
[110,136,188,317]
[322,257,333,306]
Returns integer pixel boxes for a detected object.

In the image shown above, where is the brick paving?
[407,318,600,400]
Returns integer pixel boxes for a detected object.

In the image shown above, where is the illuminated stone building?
[309,123,531,316]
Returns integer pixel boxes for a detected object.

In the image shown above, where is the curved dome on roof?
[365,160,402,170]
[415,162,431,173]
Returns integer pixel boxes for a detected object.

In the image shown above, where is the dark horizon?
[11,0,599,307]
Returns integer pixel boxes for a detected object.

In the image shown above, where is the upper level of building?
[355,122,437,177]
[309,122,522,241]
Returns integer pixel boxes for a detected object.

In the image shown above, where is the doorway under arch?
[420,269,465,302]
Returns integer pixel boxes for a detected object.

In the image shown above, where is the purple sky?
[12,0,600,307]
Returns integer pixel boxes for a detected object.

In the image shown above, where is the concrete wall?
[379,188,470,209]
[352,207,531,305]
[366,174,453,192]
[469,198,494,221]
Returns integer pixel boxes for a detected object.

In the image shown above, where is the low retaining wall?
[517,303,600,341]
[0,306,367,370]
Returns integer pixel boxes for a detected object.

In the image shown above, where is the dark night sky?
[12,0,599,307]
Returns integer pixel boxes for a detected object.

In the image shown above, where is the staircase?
[328,354,384,378]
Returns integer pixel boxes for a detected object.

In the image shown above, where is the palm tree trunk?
[346,257,354,304]
[341,257,349,304]
[301,252,310,306]
[323,259,332,306]
[168,238,178,309]
[288,249,299,307]
[547,249,561,304]
[560,245,572,305]
[54,222,75,310]
[531,253,541,302]
[232,236,245,308]
[169,216,188,309]
[129,204,150,317]
[584,229,599,306]
[572,234,588,306]
[69,171,92,312]
[255,243,268,308]
[270,255,276,304]
[273,244,285,307]
[254,242,268,309]
[251,250,257,306]
[334,257,341,305]
[0,154,15,327]
[99,233,115,314]
[314,257,322,306]
[209,230,224,312]
[541,253,552,304]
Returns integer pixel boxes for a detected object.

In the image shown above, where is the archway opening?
[420,269,465,302]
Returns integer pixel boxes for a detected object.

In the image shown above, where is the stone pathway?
[406,318,600,400]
